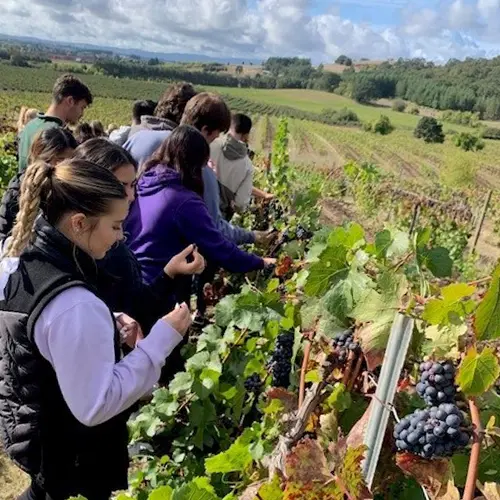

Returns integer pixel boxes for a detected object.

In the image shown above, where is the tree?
[392,99,406,112]
[235,65,243,75]
[373,115,394,135]
[335,55,353,66]
[414,117,445,143]
[147,57,160,66]
[351,77,378,103]
[453,132,485,152]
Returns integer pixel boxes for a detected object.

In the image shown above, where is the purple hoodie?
[124,165,264,284]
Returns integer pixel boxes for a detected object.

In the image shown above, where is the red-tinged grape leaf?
[285,438,332,483]
[336,445,369,498]
[396,452,452,499]
[239,476,284,500]
[266,387,298,414]
[474,261,500,341]
[283,480,343,500]
[456,347,500,397]
[356,323,385,371]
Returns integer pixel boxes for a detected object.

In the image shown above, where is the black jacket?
[0,217,129,499]
[0,172,22,242]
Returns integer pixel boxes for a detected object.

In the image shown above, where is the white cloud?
[0,0,499,63]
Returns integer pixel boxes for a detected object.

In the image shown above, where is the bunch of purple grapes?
[416,360,456,405]
[332,331,361,363]
[244,373,262,395]
[270,332,294,388]
[394,404,470,458]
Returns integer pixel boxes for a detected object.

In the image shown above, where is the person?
[124,125,274,300]
[124,83,196,167]
[210,113,274,221]
[74,122,96,144]
[0,128,77,243]
[109,100,157,147]
[0,159,192,499]
[180,95,275,321]
[90,120,106,137]
[72,138,205,334]
[180,93,271,247]
[17,74,92,172]
[16,107,39,134]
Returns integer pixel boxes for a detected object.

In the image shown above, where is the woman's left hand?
[164,244,206,277]
[116,313,144,348]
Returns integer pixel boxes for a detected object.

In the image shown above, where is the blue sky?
[1,0,500,63]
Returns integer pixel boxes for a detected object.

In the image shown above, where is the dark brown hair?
[73,138,138,172]
[143,125,209,196]
[74,122,95,144]
[180,92,231,134]
[5,159,126,257]
[52,74,93,105]
[29,128,78,165]
[155,82,197,124]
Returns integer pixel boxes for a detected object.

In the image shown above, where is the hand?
[164,244,206,278]
[263,192,275,201]
[254,230,277,247]
[117,313,144,348]
[263,257,277,267]
[162,302,192,337]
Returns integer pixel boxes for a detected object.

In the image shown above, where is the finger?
[178,244,195,258]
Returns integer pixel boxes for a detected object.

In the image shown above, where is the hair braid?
[5,161,53,257]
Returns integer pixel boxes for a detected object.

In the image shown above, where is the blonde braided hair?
[5,161,54,258]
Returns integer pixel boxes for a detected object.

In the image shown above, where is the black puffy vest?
[0,217,129,499]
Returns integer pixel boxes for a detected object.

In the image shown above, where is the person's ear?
[69,213,89,236]
[66,96,76,108]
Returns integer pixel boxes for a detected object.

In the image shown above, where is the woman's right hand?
[162,302,192,336]
[263,257,277,267]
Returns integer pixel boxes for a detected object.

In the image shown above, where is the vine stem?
[467,275,491,287]
[298,330,316,409]
[463,397,482,500]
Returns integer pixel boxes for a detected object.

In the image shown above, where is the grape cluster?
[394,404,470,458]
[332,331,361,363]
[416,361,456,405]
[295,225,313,241]
[244,373,262,394]
[270,332,294,388]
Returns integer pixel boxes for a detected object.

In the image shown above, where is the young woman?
[125,125,274,302]
[0,127,77,243]
[16,107,39,134]
[0,159,191,500]
[72,138,205,336]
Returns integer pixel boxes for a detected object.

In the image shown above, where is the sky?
[1,0,500,63]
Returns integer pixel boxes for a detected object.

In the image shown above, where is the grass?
[206,87,472,131]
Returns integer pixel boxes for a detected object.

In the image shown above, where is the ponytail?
[5,161,54,257]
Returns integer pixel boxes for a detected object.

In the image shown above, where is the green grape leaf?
[474,261,500,340]
[418,246,453,278]
[422,324,466,360]
[351,273,408,370]
[322,270,373,324]
[171,481,219,500]
[214,295,238,327]
[456,347,500,397]
[387,230,410,259]
[305,369,321,383]
[205,430,254,474]
[336,445,368,499]
[148,486,173,500]
[374,229,392,259]
[304,245,349,297]
[422,283,476,326]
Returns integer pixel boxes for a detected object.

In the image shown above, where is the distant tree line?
[338,57,500,119]
[92,57,341,93]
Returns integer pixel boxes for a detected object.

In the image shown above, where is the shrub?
[481,127,500,140]
[440,110,480,127]
[453,132,485,151]
[414,117,445,143]
[440,153,477,188]
[320,107,359,125]
[408,105,420,115]
[373,115,394,135]
[392,99,406,112]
